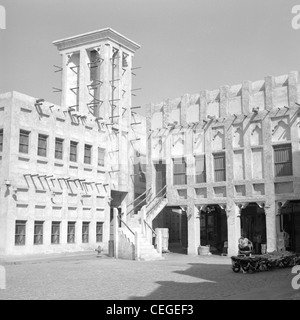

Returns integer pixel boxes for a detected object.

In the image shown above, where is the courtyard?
[0,251,299,300]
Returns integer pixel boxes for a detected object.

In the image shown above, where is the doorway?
[154,160,166,196]
[200,205,228,253]
[152,207,188,254]
[240,203,266,254]
[280,201,300,253]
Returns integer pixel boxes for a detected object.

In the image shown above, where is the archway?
[280,200,300,253]
[200,205,228,254]
[240,202,266,254]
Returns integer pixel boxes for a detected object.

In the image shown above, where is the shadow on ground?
[129,261,297,300]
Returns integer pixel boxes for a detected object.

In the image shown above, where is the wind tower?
[53,28,141,206]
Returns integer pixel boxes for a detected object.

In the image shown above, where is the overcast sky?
[1,0,300,115]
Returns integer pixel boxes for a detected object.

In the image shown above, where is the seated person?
[238,237,253,253]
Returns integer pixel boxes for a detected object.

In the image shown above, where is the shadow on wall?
[128,262,295,300]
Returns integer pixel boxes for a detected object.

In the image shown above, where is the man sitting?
[238,237,253,256]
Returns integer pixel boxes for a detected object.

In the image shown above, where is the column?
[227,203,241,256]
[61,53,68,108]
[187,204,200,255]
[79,48,88,115]
[146,103,154,198]
[113,208,119,258]
[264,75,275,112]
[288,71,298,108]
[102,43,112,122]
[264,202,277,252]
[242,80,252,115]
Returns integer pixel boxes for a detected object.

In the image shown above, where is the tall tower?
[53,28,141,203]
[53,28,140,121]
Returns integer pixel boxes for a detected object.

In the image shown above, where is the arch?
[200,204,228,254]
[233,125,243,148]
[272,119,290,142]
[212,129,225,150]
[250,123,262,145]
[240,202,266,254]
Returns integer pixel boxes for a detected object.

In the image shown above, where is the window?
[67,222,76,243]
[273,144,293,177]
[96,222,103,242]
[195,155,206,183]
[51,221,60,244]
[55,138,63,160]
[19,130,30,154]
[0,129,3,152]
[84,144,92,164]
[173,158,186,185]
[37,134,48,157]
[34,221,44,245]
[70,141,78,162]
[82,222,89,243]
[15,220,26,246]
[98,148,105,166]
[214,153,226,182]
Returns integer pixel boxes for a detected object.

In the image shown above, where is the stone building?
[0,28,146,256]
[1,27,300,259]
[146,72,300,256]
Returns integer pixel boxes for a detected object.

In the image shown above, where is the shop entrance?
[240,203,266,254]
[280,201,300,253]
[200,205,228,254]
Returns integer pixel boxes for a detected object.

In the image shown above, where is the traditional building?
[146,72,300,256]
[0,28,146,256]
[1,27,300,259]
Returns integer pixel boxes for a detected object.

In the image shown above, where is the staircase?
[117,186,168,261]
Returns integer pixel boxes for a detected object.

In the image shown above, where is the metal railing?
[127,188,152,216]
[117,215,135,235]
[144,219,156,237]
[146,185,167,218]
[146,185,167,208]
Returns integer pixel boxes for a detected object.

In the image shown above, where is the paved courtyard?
[0,251,299,300]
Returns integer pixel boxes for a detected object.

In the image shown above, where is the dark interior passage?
[200,205,228,254]
[240,203,266,254]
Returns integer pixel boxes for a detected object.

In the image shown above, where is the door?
[155,161,166,196]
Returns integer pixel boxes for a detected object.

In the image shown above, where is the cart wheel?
[241,264,250,273]
[232,264,241,273]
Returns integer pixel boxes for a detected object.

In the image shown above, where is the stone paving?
[0,251,299,300]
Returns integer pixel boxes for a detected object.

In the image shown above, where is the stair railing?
[117,215,135,236]
[127,188,152,216]
[144,219,156,237]
[146,185,167,218]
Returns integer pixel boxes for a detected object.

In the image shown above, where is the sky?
[1,0,300,115]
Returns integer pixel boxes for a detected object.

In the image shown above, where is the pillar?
[113,208,119,258]
[264,202,277,252]
[227,203,241,256]
[288,71,298,108]
[187,204,200,255]
[79,48,88,115]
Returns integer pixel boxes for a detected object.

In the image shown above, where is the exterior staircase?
[116,186,168,261]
